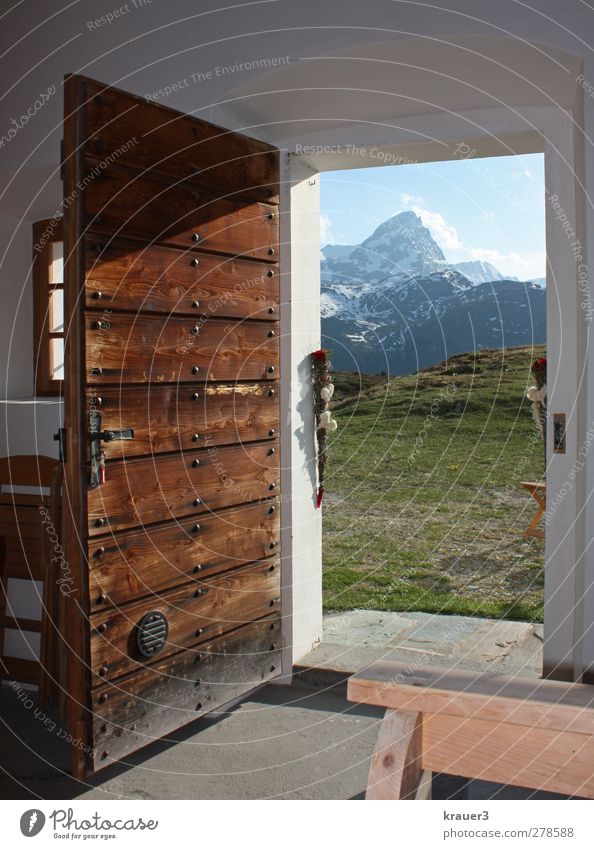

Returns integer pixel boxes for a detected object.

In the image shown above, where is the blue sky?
[320,153,545,280]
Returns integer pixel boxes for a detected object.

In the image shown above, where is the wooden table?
[521,481,546,539]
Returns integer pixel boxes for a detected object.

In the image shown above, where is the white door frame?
[279,99,594,682]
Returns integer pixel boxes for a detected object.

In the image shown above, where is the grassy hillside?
[323,345,546,621]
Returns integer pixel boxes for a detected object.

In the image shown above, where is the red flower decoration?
[532,357,547,371]
[312,348,329,360]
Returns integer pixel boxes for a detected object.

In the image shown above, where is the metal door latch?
[89,410,134,488]
[53,428,66,463]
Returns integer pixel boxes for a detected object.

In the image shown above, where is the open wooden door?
[61,75,281,777]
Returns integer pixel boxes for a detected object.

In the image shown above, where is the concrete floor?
[1,611,565,801]
[0,682,383,800]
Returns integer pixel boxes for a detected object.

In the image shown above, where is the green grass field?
[322,345,546,621]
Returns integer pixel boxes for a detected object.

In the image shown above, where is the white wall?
[0,212,35,400]
[280,155,323,669]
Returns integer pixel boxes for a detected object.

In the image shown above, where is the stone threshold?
[294,610,544,690]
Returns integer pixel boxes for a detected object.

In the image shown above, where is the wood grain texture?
[90,559,280,682]
[84,238,279,320]
[85,382,280,459]
[365,710,423,800]
[0,561,42,582]
[62,73,94,779]
[81,78,279,204]
[90,616,281,770]
[88,499,280,608]
[63,73,281,777]
[0,508,46,529]
[0,656,38,682]
[422,713,594,798]
[0,455,58,488]
[87,440,279,535]
[415,770,432,800]
[83,169,278,261]
[0,538,41,572]
[39,464,64,707]
[85,312,278,384]
[347,662,594,736]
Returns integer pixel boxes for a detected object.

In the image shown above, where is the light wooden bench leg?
[415,769,432,800]
[365,709,425,799]
[523,503,545,539]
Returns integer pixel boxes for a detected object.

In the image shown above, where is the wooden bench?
[521,481,546,539]
[347,662,594,799]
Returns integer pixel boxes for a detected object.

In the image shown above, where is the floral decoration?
[310,348,337,507]
[527,355,547,444]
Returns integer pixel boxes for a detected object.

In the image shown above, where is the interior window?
[33,218,64,395]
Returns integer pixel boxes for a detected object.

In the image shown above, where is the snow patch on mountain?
[453,260,511,283]
[320,211,546,374]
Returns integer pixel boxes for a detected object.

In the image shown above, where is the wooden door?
[62,75,281,777]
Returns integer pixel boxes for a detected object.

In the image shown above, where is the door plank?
[87,440,279,535]
[90,559,281,682]
[91,616,281,770]
[81,78,279,204]
[84,239,278,320]
[83,169,278,261]
[85,313,278,384]
[85,382,279,459]
[88,499,280,608]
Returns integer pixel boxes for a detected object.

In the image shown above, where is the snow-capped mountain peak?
[453,260,513,283]
[321,210,449,286]
[320,211,545,374]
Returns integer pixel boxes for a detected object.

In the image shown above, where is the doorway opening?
[318,153,547,655]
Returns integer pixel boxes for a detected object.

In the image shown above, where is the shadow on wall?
[295,352,318,506]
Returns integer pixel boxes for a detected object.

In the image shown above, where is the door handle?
[89,411,135,444]
[89,411,134,488]
[102,428,134,442]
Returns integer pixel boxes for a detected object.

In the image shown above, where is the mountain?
[320,211,546,374]
[454,260,512,283]
[321,211,448,285]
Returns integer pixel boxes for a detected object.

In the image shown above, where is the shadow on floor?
[0,683,570,801]
[0,682,245,799]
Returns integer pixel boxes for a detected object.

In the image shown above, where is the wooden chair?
[348,662,594,799]
[0,455,59,688]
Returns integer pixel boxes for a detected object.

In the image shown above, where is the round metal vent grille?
[136,610,169,658]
